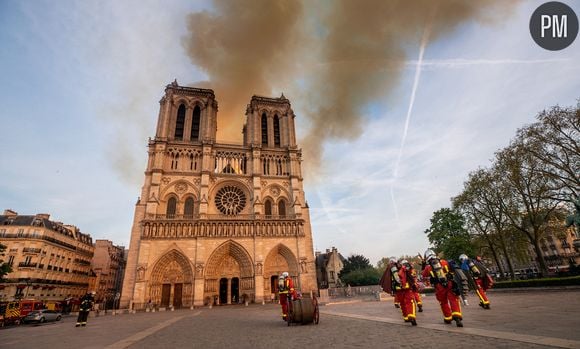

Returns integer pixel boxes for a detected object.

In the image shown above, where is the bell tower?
[243,94,297,149]
[155,80,218,143]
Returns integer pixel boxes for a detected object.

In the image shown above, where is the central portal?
[231,277,239,303]
[204,241,256,305]
[219,278,228,304]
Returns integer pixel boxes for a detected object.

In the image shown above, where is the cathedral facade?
[120,81,317,308]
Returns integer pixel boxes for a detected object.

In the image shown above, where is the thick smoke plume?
[183,0,304,139]
[184,0,516,176]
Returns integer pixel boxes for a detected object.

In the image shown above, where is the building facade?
[315,247,345,289]
[0,210,94,302]
[487,221,580,278]
[121,81,317,309]
[91,239,126,308]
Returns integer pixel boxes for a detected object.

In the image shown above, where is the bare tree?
[453,168,516,279]
[519,103,580,201]
[495,141,561,276]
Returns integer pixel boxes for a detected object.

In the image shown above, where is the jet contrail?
[406,58,569,68]
[390,11,433,221]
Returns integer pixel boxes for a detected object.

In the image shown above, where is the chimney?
[326,249,330,254]
[3,209,18,216]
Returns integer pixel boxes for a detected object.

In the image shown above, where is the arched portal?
[149,249,194,308]
[263,244,299,297]
[205,241,254,304]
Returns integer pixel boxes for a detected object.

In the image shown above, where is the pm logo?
[530,1,578,50]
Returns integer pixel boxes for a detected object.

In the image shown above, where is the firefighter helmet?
[425,249,436,263]
[282,272,289,278]
[459,254,469,262]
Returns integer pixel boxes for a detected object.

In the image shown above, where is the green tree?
[0,242,13,281]
[338,254,372,278]
[424,208,475,261]
[376,257,392,272]
[340,267,381,286]
[339,254,379,286]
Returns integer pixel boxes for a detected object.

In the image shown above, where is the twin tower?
[121,81,316,308]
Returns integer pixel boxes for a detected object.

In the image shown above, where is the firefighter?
[278,272,296,321]
[397,259,418,326]
[421,249,463,327]
[379,258,401,309]
[459,254,493,309]
[401,259,423,313]
[76,291,95,327]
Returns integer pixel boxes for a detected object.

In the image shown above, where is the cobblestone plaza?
[2,290,579,348]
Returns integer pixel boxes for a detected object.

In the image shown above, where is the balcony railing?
[142,218,305,239]
[18,262,38,268]
[23,247,42,254]
[145,213,296,221]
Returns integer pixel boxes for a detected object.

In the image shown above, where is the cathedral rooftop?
[165,79,215,98]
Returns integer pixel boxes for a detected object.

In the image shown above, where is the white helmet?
[400,259,409,267]
[282,272,289,278]
[425,249,436,262]
[459,254,469,262]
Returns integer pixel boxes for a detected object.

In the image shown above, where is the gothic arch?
[149,248,194,307]
[263,243,299,279]
[159,180,198,200]
[173,97,189,106]
[264,197,273,216]
[190,99,205,109]
[205,240,254,278]
[277,198,287,217]
[203,241,255,300]
[174,103,186,140]
[262,184,290,202]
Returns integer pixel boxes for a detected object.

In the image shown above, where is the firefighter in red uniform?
[278,272,297,321]
[422,250,463,327]
[397,259,418,326]
[387,258,401,309]
[402,259,423,312]
[459,254,493,309]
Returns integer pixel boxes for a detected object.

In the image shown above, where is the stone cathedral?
[120,81,317,309]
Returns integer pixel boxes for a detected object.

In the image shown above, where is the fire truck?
[0,299,44,326]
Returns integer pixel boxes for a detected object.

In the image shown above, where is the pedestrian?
[459,254,493,309]
[422,249,464,327]
[278,272,297,321]
[76,291,95,327]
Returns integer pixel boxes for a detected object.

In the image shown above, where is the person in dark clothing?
[76,291,95,327]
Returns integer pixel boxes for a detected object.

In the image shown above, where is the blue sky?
[1,1,579,264]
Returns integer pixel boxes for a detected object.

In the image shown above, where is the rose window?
[215,185,246,215]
